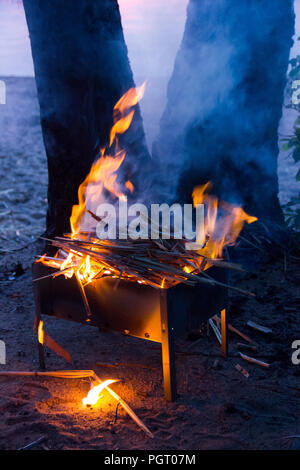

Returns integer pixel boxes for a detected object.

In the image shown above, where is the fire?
[192,182,257,262]
[82,379,118,406]
[70,82,145,238]
[38,320,44,345]
[125,180,134,193]
[183,266,193,274]
[39,83,146,284]
[63,83,145,283]
[37,82,258,291]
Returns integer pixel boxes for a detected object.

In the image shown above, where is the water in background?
[0,0,299,206]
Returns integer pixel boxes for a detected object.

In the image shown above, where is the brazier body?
[33,262,228,400]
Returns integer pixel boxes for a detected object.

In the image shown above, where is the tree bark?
[23,0,150,236]
[153,0,294,227]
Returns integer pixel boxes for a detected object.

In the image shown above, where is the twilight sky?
[0,0,188,78]
[0,0,299,78]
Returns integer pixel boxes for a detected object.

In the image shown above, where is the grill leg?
[160,292,177,401]
[38,336,46,370]
[221,308,228,358]
[32,263,46,369]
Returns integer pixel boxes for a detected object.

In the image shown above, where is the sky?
[0,0,299,78]
[0,0,188,78]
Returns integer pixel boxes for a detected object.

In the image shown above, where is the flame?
[38,84,146,285]
[37,81,258,290]
[192,183,257,262]
[125,180,134,193]
[82,379,118,406]
[38,320,44,345]
[70,82,145,238]
[183,266,193,274]
[114,81,146,115]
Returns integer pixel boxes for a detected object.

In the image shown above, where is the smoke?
[149,0,295,221]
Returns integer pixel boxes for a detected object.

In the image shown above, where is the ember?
[82,378,118,406]
[37,236,254,297]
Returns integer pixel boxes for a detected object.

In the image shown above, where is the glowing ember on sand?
[82,379,118,406]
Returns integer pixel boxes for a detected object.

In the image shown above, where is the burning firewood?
[92,372,154,438]
[36,235,255,298]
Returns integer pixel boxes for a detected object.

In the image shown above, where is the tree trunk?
[23,0,150,236]
[153,0,294,227]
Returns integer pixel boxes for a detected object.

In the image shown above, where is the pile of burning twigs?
[36,233,255,297]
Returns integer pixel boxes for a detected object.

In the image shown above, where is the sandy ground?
[0,77,299,450]
[0,77,47,252]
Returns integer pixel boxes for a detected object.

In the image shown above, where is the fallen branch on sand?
[18,436,46,451]
[239,352,270,368]
[247,320,273,334]
[235,364,250,378]
[213,315,255,344]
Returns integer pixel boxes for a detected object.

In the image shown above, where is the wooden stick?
[0,370,94,379]
[229,324,254,344]
[32,266,76,282]
[247,321,272,334]
[75,272,92,317]
[39,234,253,294]
[208,319,222,345]
[239,352,270,368]
[18,436,45,451]
[235,364,250,378]
[213,316,254,344]
[96,362,158,371]
[221,308,228,358]
[43,333,72,363]
[92,373,153,438]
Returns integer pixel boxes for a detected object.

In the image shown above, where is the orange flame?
[37,84,146,284]
[37,81,257,289]
[70,82,145,238]
[192,182,257,261]
[38,320,44,345]
[125,180,134,194]
[82,379,118,406]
